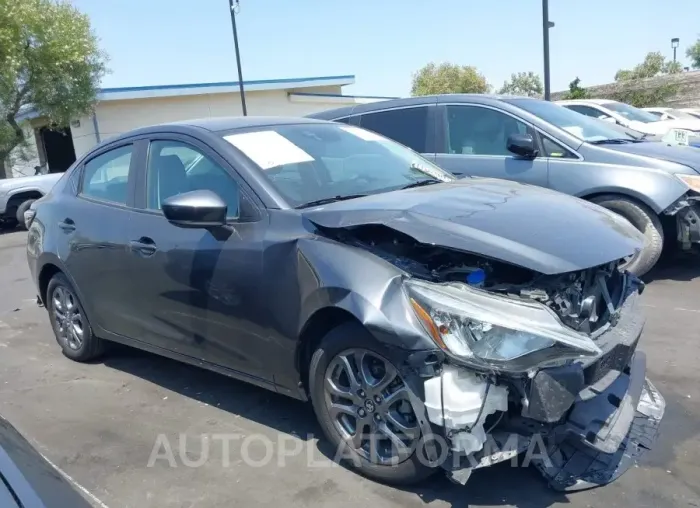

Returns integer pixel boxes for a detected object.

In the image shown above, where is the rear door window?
[359,107,429,152]
[80,145,133,205]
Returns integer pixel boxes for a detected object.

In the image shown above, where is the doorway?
[40,127,76,173]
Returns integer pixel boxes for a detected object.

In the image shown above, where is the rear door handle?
[58,218,75,232]
[129,237,157,257]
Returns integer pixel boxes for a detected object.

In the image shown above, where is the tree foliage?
[411,62,489,96]
[614,51,681,81]
[561,77,588,100]
[496,71,543,98]
[0,0,107,178]
[688,37,700,69]
[609,51,681,108]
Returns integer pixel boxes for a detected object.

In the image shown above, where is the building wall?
[70,87,351,157]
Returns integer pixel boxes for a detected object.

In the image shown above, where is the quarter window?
[80,145,133,204]
[146,141,242,218]
[359,107,428,152]
[445,105,534,156]
[541,137,576,159]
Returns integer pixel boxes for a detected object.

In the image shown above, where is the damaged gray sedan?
[27,117,665,492]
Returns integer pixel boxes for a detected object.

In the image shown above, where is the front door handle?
[129,237,157,257]
[58,218,75,232]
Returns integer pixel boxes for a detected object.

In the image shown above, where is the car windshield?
[667,109,700,121]
[221,123,455,207]
[603,101,661,123]
[506,98,639,142]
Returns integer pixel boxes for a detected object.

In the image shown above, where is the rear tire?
[46,272,105,362]
[308,321,435,485]
[590,195,664,277]
[16,199,36,229]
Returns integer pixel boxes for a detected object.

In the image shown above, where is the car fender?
[294,236,434,352]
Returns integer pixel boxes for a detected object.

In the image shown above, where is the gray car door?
[433,104,549,186]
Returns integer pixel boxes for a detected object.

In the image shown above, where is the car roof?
[306,94,535,120]
[103,116,334,142]
[556,99,615,106]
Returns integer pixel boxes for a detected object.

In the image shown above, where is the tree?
[562,77,588,99]
[615,51,681,81]
[687,37,700,69]
[0,0,107,178]
[497,72,543,98]
[411,62,489,96]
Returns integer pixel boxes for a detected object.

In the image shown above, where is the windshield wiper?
[589,138,634,145]
[400,179,443,190]
[296,194,368,208]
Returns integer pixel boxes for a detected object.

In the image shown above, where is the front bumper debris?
[677,202,700,248]
[533,351,665,491]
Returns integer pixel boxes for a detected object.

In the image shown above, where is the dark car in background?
[25,117,665,491]
[309,95,700,276]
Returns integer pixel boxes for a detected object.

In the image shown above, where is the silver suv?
[309,95,700,276]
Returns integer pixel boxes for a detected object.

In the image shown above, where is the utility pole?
[542,0,552,100]
[229,0,247,115]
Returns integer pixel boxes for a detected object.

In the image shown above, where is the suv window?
[445,105,534,156]
[146,141,241,218]
[359,107,428,152]
[541,137,576,159]
[81,145,133,204]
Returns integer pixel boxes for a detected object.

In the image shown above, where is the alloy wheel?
[52,285,85,351]
[323,348,421,465]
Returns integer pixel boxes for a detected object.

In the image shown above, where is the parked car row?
[24,108,667,493]
[309,95,700,276]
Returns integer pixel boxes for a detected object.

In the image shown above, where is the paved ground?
[1,228,699,508]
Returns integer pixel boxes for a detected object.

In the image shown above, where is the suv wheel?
[46,273,105,361]
[309,322,435,485]
[591,195,664,277]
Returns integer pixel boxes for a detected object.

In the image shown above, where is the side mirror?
[506,133,538,158]
[162,190,227,228]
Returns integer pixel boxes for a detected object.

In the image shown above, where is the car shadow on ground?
[643,250,700,283]
[102,345,568,507]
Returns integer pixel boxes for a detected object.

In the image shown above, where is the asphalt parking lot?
[1,228,699,508]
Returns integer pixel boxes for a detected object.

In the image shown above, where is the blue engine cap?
[466,269,486,285]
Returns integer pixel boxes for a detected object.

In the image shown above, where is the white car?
[556,99,700,136]
[643,106,700,123]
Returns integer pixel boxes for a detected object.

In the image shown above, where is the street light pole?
[671,37,680,63]
[542,0,551,100]
[229,0,247,115]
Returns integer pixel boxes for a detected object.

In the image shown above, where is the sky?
[70,0,700,97]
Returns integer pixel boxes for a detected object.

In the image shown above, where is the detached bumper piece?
[533,351,665,491]
[674,201,700,248]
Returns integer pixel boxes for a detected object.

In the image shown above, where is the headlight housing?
[406,279,601,373]
[675,173,700,193]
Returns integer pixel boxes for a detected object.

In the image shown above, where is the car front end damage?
[665,193,700,250]
[335,225,665,491]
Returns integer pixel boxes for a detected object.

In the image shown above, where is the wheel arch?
[7,190,44,208]
[578,188,663,214]
[36,255,95,324]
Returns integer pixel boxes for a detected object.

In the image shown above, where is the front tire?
[46,272,105,362]
[591,195,664,277]
[16,199,36,229]
[308,322,435,485]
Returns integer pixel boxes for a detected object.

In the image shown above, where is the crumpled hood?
[304,179,645,275]
[603,141,700,174]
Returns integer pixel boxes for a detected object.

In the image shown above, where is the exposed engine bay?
[332,224,629,335]
[323,223,665,491]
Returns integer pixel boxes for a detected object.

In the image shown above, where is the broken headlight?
[406,279,601,372]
